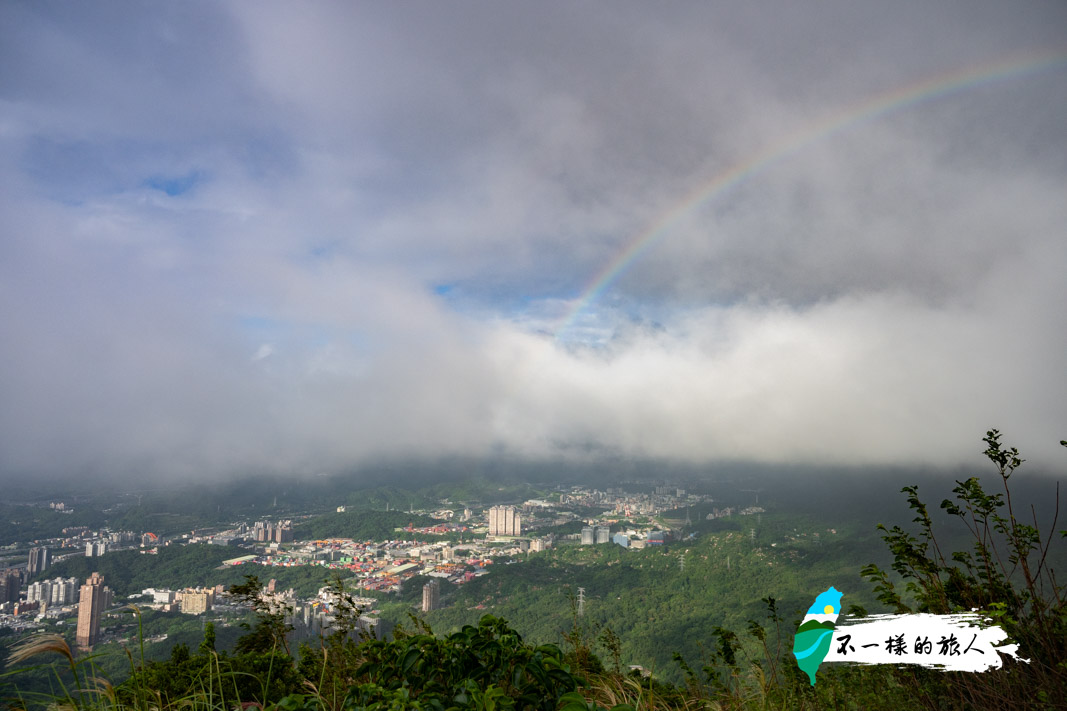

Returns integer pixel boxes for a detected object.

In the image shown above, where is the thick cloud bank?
[2,2,1066,481]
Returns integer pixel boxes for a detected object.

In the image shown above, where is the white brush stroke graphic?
[823,612,1028,672]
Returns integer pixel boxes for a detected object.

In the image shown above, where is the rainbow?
[554,50,1067,339]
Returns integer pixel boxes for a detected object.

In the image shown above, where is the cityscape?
[1,484,759,652]
[1,2,1063,708]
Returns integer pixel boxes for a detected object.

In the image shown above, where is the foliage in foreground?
[2,429,1063,710]
[857,429,1066,710]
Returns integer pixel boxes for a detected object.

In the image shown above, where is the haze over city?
[2,1,1066,484]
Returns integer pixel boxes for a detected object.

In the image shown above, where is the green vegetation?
[0,505,108,547]
[2,590,631,711]
[39,546,379,600]
[34,545,233,596]
[295,511,437,542]
[528,520,586,538]
[0,488,261,547]
[857,430,1067,709]
[2,430,1063,710]
[422,513,885,686]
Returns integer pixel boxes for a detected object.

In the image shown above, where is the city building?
[26,580,49,604]
[274,522,294,544]
[27,547,49,576]
[0,569,20,604]
[487,506,521,536]
[108,531,136,546]
[581,525,610,544]
[13,600,39,616]
[76,573,108,649]
[180,588,215,615]
[143,588,176,605]
[85,540,108,558]
[253,520,294,544]
[27,576,80,605]
[421,579,440,612]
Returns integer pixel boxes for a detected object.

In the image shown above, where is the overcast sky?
[2,1,1066,482]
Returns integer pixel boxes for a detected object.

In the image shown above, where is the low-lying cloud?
[1,1,1065,482]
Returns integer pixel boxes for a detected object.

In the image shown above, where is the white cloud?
[1,1,1065,481]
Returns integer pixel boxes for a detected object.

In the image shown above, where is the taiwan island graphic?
[792,586,842,685]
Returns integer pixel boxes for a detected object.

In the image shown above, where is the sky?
[2,1,1066,483]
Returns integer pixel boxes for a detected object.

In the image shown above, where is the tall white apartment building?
[27,577,80,605]
[487,505,521,536]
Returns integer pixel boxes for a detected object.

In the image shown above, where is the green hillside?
[423,513,887,684]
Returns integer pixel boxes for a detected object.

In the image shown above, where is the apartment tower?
[487,505,521,536]
[76,572,106,649]
[421,579,440,612]
[27,547,49,576]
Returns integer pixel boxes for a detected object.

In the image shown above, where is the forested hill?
[294,510,437,541]
[37,544,360,598]
[424,512,889,684]
[34,545,234,596]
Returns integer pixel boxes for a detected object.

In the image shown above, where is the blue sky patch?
[144,171,203,196]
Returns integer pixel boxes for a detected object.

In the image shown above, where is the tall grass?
[3,430,1061,711]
